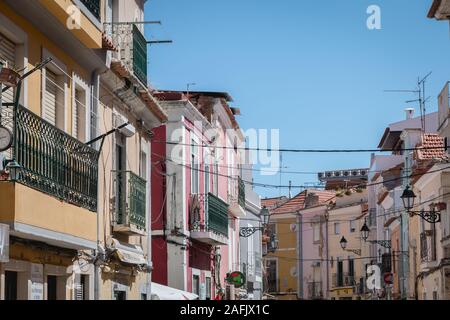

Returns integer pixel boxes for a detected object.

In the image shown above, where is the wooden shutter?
[43,69,57,125]
[0,32,16,104]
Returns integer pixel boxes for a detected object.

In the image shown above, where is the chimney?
[305,193,320,208]
[405,108,415,120]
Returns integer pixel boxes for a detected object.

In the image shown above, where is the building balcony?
[189,193,229,245]
[0,104,98,250]
[24,0,103,48]
[111,171,147,235]
[104,23,148,86]
[332,273,355,288]
[79,0,101,20]
[307,281,323,299]
[228,177,246,218]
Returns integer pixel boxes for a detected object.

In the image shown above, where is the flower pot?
[0,67,20,87]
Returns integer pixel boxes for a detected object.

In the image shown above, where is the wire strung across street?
[153,152,450,190]
[153,139,449,154]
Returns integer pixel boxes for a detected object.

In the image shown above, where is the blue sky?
[144,0,450,198]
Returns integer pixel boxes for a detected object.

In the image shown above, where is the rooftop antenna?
[384,72,432,133]
[186,83,196,100]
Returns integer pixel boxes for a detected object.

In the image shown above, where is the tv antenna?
[384,72,432,132]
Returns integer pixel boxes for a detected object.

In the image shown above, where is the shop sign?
[30,263,44,300]
[225,271,246,288]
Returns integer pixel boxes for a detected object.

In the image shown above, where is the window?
[190,138,199,194]
[43,67,65,129]
[348,258,354,277]
[313,223,320,242]
[349,220,356,233]
[433,291,438,300]
[73,86,87,141]
[113,290,126,300]
[192,275,200,295]
[141,293,147,300]
[47,275,57,300]
[205,277,211,300]
[75,275,89,300]
[140,150,147,180]
[336,259,343,287]
[0,32,16,104]
[213,162,219,196]
[5,271,18,301]
[204,162,210,195]
[334,222,340,235]
[266,259,278,292]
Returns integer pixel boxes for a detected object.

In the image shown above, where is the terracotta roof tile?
[261,196,288,209]
[415,134,447,161]
[270,190,335,215]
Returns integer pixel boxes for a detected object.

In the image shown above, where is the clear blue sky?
[144,0,450,199]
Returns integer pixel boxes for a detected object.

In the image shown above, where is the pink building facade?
[151,91,245,300]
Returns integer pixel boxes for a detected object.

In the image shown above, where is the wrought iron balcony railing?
[112,171,147,231]
[238,176,245,209]
[3,104,99,211]
[104,23,148,86]
[80,0,101,20]
[307,281,323,299]
[190,193,229,237]
[332,273,355,288]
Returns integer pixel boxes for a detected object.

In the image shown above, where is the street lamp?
[339,236,361,256]
[401,186,441,224]
[400,186,416,212]
[360,221,370,241]
[339,236,347,250]
[239,206,270,238]
[5,160,21,181]
[360,220,391,249]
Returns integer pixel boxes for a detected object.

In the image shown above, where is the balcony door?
[115,132,126,224]
[337,260,343,287]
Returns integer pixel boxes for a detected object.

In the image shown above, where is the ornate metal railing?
[80,0,101,20]
[132,25,148,85]
[112,170,146,231]
[104,23,148,85]
[307,281,322,299]
[12,104,98,211]
[238,176,245,209]
[332,273,354,288]
[190,193,229,237]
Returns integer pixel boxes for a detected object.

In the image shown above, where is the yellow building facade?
[0,0,166,300]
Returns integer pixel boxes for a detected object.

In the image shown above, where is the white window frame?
[41,48,68,131]
[0,12,28,107]
[334,222,340,235]
[190,134,200,195]
[72,73,90,141]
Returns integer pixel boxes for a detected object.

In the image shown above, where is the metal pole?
[296,213,302,299]
[401,136,411,300]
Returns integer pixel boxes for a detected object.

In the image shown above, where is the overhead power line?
[153,152,450,190]
[153,140,448,154]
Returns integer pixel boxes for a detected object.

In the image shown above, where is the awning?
[151,282,198,300]
[108,238,147,265]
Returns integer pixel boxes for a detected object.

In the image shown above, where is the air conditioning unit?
[113,113,135,137]
[311,261,320,267]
